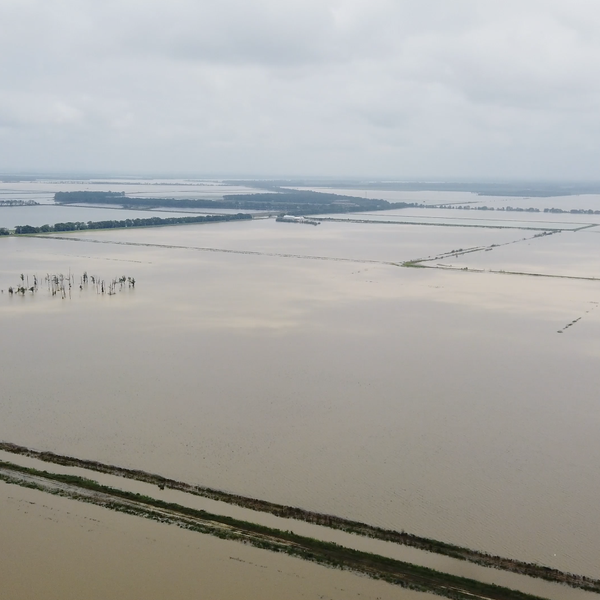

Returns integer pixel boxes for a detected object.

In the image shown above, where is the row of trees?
[435,205,542,212]
[6,271,135,299]
[13,212,252,235]
[544,208,600,214]
[0,200,39,206]
[434,204,600,214]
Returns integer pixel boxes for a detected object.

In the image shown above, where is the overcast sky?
[1,0,600,179]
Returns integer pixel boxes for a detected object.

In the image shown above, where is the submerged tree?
[6,271,137,301]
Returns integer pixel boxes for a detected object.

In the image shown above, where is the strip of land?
[0,458,551,600]
[27,235,402,266]
[317,217,561,231]
[1,442,597,595]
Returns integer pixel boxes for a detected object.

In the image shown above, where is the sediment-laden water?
[1,209,599,587]
[2,481,432,600]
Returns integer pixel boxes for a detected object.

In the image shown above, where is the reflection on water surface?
[1,216,600,583]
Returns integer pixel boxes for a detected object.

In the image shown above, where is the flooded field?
[433,229,600,279]
[1,482,428,600]
[381,208,600,226]
[292,186,483,206]
[296,186,600,211]
[42,217,531,263]
[0,204,207,229]
[316,213,586,230]
[2,448,596,600]
[2,189,600,596]
[0,179,270,204]
[322,209,600,231]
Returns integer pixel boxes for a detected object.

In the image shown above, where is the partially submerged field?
[1,449,597,600]
[2,477,432,600]
[2,190,600,598]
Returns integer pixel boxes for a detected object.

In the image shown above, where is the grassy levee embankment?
[1,442,598,594]
[0,458,552,600]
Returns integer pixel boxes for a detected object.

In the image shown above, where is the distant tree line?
[0,228,9,236]
[429,204,600,214]
[13,212,251,235]
[543,207,600,214]
[228,180,600,198]
[0,200,39,207]
[58,190,600,216]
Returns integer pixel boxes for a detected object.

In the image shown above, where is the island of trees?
[53,189,415,215]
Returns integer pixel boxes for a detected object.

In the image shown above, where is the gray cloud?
[1,0,600,178]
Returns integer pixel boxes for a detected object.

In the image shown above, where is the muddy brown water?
[1,220,599,585]
[1,481,432,600]
[1,450,596,600]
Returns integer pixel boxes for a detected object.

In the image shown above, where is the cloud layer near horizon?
[1,0,600,178]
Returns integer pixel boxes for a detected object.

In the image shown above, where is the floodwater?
[321,209,600,231]
[43,217,531,263]
[1,481,428,600]
[2,202,600,591]
[0,179,270,204]
[0,204,206,229]
[316,213,583,231]
[374,207,600,226]
[434,229,600,278]
[296,185,600,211]
[291,186,484,206]
[2,449,595,600]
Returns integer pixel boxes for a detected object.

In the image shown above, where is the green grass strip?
[0,460,551,600]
